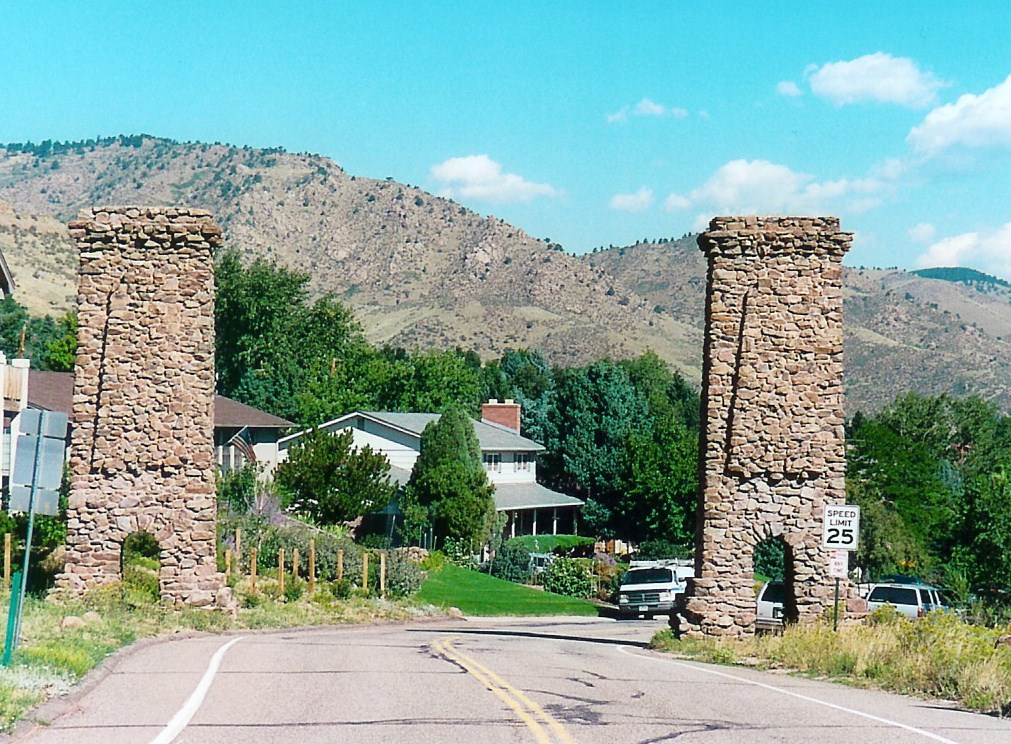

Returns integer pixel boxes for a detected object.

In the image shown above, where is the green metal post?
[13,411,46,650]
[3,571,23,666]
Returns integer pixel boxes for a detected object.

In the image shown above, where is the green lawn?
[417,563,598,616]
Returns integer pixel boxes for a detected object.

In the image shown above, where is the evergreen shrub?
[488,543,532,583]
[541,557,594,598]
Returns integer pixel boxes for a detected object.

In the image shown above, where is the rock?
[61,616,86,630]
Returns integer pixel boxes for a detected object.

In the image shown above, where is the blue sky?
[2,2,1010,276]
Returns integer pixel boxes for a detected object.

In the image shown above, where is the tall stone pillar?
[56,207,230,609]
[675,216,851,638]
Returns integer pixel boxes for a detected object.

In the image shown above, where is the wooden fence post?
[224,549,232,577]
[292,547,300,581]
[235,528,242,562]
[380,551,387,599]
[362,553,369,591]
[278,548,285,596]
[308,539,316,595]
[337,549,344,583]
[250,547,258,595]
[4,534,10,589]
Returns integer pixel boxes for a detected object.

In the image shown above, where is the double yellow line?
[432,637,576,744]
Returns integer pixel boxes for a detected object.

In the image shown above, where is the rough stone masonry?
[675,216,852,638]
[55,207,231,608]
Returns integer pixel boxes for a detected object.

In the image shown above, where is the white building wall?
[347,428,420,472]
[485,451,538,485]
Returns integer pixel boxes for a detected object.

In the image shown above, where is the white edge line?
[616,645,961,744]
[149,636,245,744]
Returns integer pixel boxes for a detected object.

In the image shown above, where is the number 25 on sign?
[822,505,860,551]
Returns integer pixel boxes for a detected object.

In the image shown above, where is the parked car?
[756,580,786,632]
[617,560,693,618]
[865,582,949,618]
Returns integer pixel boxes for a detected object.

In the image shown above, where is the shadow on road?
[407,626,650,649]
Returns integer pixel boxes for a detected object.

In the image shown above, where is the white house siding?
[486,451,538,485]
[347,428,419,472]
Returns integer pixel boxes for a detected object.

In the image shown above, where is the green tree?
[39,311,77,372]
[539,361,647,528]
[0,298,76,371]
[275,428,396,525]
[403,407,495,550]
[214,250,381,424]
[396,350,483,414]
[952,466,1011,592]
[613,420,698,545]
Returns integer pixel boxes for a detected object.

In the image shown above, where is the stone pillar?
[56,207,231,609]
[675,216,851,638]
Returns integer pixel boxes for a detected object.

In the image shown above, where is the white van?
[617,560,693,618]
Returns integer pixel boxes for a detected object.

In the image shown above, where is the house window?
[484,453,501,472]
[516,453,531,472]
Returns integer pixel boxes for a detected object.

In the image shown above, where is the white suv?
[617,561,693,618]
[866,582,948,618]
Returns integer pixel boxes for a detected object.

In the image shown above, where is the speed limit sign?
[823,505,860,551]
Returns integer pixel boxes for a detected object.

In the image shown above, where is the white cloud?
[609,187,654,213]
[908,222,937,244]
[663,159,890,217]
[663,193,691,211]
[807,53,945,108]
[777,81,802,97]
[607,98,689,122]
[430,155,558,204]
[907,74,1011,154]
[916,223,1011,279]
[634,98,666,116]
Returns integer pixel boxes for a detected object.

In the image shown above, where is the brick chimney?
[481,398,521,433]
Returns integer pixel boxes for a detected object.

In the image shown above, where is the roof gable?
[280,410,545,452]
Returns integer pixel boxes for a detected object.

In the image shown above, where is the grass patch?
[505,535,594,554]
[417,563,598,616]
[650,610,1011,715]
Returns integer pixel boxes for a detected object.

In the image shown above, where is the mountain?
[3,134,1011,414]
[588,240,1011,413]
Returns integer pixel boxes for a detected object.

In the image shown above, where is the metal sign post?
[823,505,860,632]
[2,409,68,665]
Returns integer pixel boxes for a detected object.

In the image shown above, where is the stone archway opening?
[753,535,799,624]
[121,531,162,604]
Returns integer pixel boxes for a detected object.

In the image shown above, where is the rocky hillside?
[0,136,689,367]
[2,135,1011,413]
[587,239,1011,413]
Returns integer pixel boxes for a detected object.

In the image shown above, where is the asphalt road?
[15,616,1011,743]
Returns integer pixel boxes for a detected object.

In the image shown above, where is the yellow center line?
[433,637,576,744]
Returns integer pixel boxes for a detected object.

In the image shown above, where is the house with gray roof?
[277,400,583,538]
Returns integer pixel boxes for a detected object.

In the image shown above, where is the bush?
[443,537,479,570]
[385,550,424,598]
[594,562,626,602]
[217,465,258,513]
[488,543,532,583]
[635,539,690,561]
[541,557,594,598]
[283,579,305,603]
[255,525,363,584]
